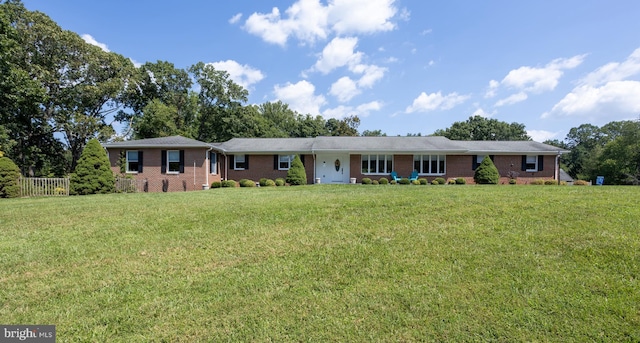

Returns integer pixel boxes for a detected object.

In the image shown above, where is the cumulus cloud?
[471,107,495,118]
[405,91,469,113]
[488,55,586,106]
[243,0,398,46]
[527,130,560,142]
[273,80,327,115]
[81,34,109,52]
[209,60,265,90]
[312,37,362,74]
[323,101,382,119]
[330,77,360,102]
[229,13,243,24]
[544,48,640,121]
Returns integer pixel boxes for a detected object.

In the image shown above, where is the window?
[525,155,538,172]
[361,154,393,174]
[167,150,180,173]
[234,154,247,170]
[278,155,295,170]
[414,155,446,174]
[126,150,140,173]
[210,151,217,174]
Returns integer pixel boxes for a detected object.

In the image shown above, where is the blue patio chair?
[409,170,419,182]
[391,171,402,182]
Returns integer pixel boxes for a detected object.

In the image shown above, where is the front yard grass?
[1,185,639,341]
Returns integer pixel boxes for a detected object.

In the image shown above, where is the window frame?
[278,154,295,170]
[125,150,139,173]
[414,155,446,175]
[525,155,538,172]
[167,150,181,174]
[210,151,217,175]
[234,154,247,170]
[361,154,393,175]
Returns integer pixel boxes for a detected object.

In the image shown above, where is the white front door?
[316,153,350,183]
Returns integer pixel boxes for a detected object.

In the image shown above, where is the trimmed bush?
[455,178,467,185]
[390,180,397,185]
[0,156,21,198]
[264,179,276,187]
[509,179,517,185]
[412,180,420,185]
[211,181,222,189]
[418,178,428,185]
[530,179,545,185]
[398,178,411,185]
[239,179,256,187]
[70,138,114,195]
[372,180,379,185]
[473,157,499,184]
[378,177,389,185]
[221,180,236,188]
[431,179,440,185]
[286,155,307,185]
[435,177,446,185]
[448,179,456,185]
[574,180,590,186]
[275,178,286,186]
[544,180,557,185]
[362,177,372,185]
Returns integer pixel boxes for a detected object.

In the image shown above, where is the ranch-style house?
[103,135,568,192]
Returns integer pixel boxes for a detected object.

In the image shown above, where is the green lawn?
[1,185,639,342]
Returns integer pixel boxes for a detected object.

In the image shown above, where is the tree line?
[1,1,638,184]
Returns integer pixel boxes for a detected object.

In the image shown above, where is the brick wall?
[223,154,314,184]
[108,148,219,192]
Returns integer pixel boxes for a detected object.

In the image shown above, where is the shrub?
[455,178,467,185]
[0,156,21,198]
[264,179,276,187]
[473,157,499,184]
[361,177,372,185]
[530,179,545,185]
[378,177,389,185]
[259,178,269,187]
[412,180,421,185]
[509,179,517,185]
[431,179,439,185]
[70,138,114,195]
[275,178,286,186]
[398,178,411,185]
[448,179,456,185]
[435,177,446,185]
[574,180,590,186]
[239,179,256,187]
[390,180,397,185]
[372,180,379,185]
[211,181,222,189]
[419,178,428,185]
[286,155,307,185]
[221,180,236,188]
[544,180,557,185]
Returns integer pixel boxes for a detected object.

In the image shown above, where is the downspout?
[205,147,213,187]
[555,152,560,185]
[312,148,316,184]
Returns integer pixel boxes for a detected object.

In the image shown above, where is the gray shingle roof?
[454,140,569,155]
[103,136,211,148]
[215,138,315,153]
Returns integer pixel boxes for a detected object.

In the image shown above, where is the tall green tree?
[433,115,530,141]
[326,115,360,136]
[593,120,640,184]
[69,138,114,195]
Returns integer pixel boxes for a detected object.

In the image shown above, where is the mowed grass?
[1,185,639,342]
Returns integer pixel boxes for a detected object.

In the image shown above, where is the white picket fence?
[20,177,70,197]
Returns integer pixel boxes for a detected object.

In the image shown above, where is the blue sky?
[22,0,640,141]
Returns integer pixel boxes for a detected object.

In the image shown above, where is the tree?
[69,138,114,195]
[593,120,640,184]
[474,156,499,184]
[433,115,530,141]
[286,155,307,185]
[326,115,360,136]
[362,130,386,136]
[0,155,21,198]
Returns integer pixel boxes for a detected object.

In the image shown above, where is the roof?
[559,169,574,182]
[103,135,569,155]
[103,136,211,149]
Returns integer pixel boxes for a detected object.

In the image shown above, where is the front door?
[316,153,350,184]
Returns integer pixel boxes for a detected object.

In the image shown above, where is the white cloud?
[229,13,243,24]
[545,48,640,120]
[209,60,265,90]
[528,130,560,142]
[495,92,528,107]
[312,37,362,74]
[485,79,499,98]
[273,80,326,115]
[471,107,495,118]
[242,0,398,46]
[323,100,382,119]
[330,76,360,102]
[502,55,585,93]
[405,91,469,113]
[351,63,387,88]
[81,34,109,52]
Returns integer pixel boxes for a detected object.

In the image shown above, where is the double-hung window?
[525,155,538,172]
[278,155,295,170]
[361,154,393,174]
[210,152,217,174]
[414,155,446,175]
[234,154,247,170]
[167,150,181,173]
[126,150,140,173]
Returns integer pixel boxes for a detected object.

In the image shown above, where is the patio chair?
[409,170,419,182]
[391,171,402,182]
